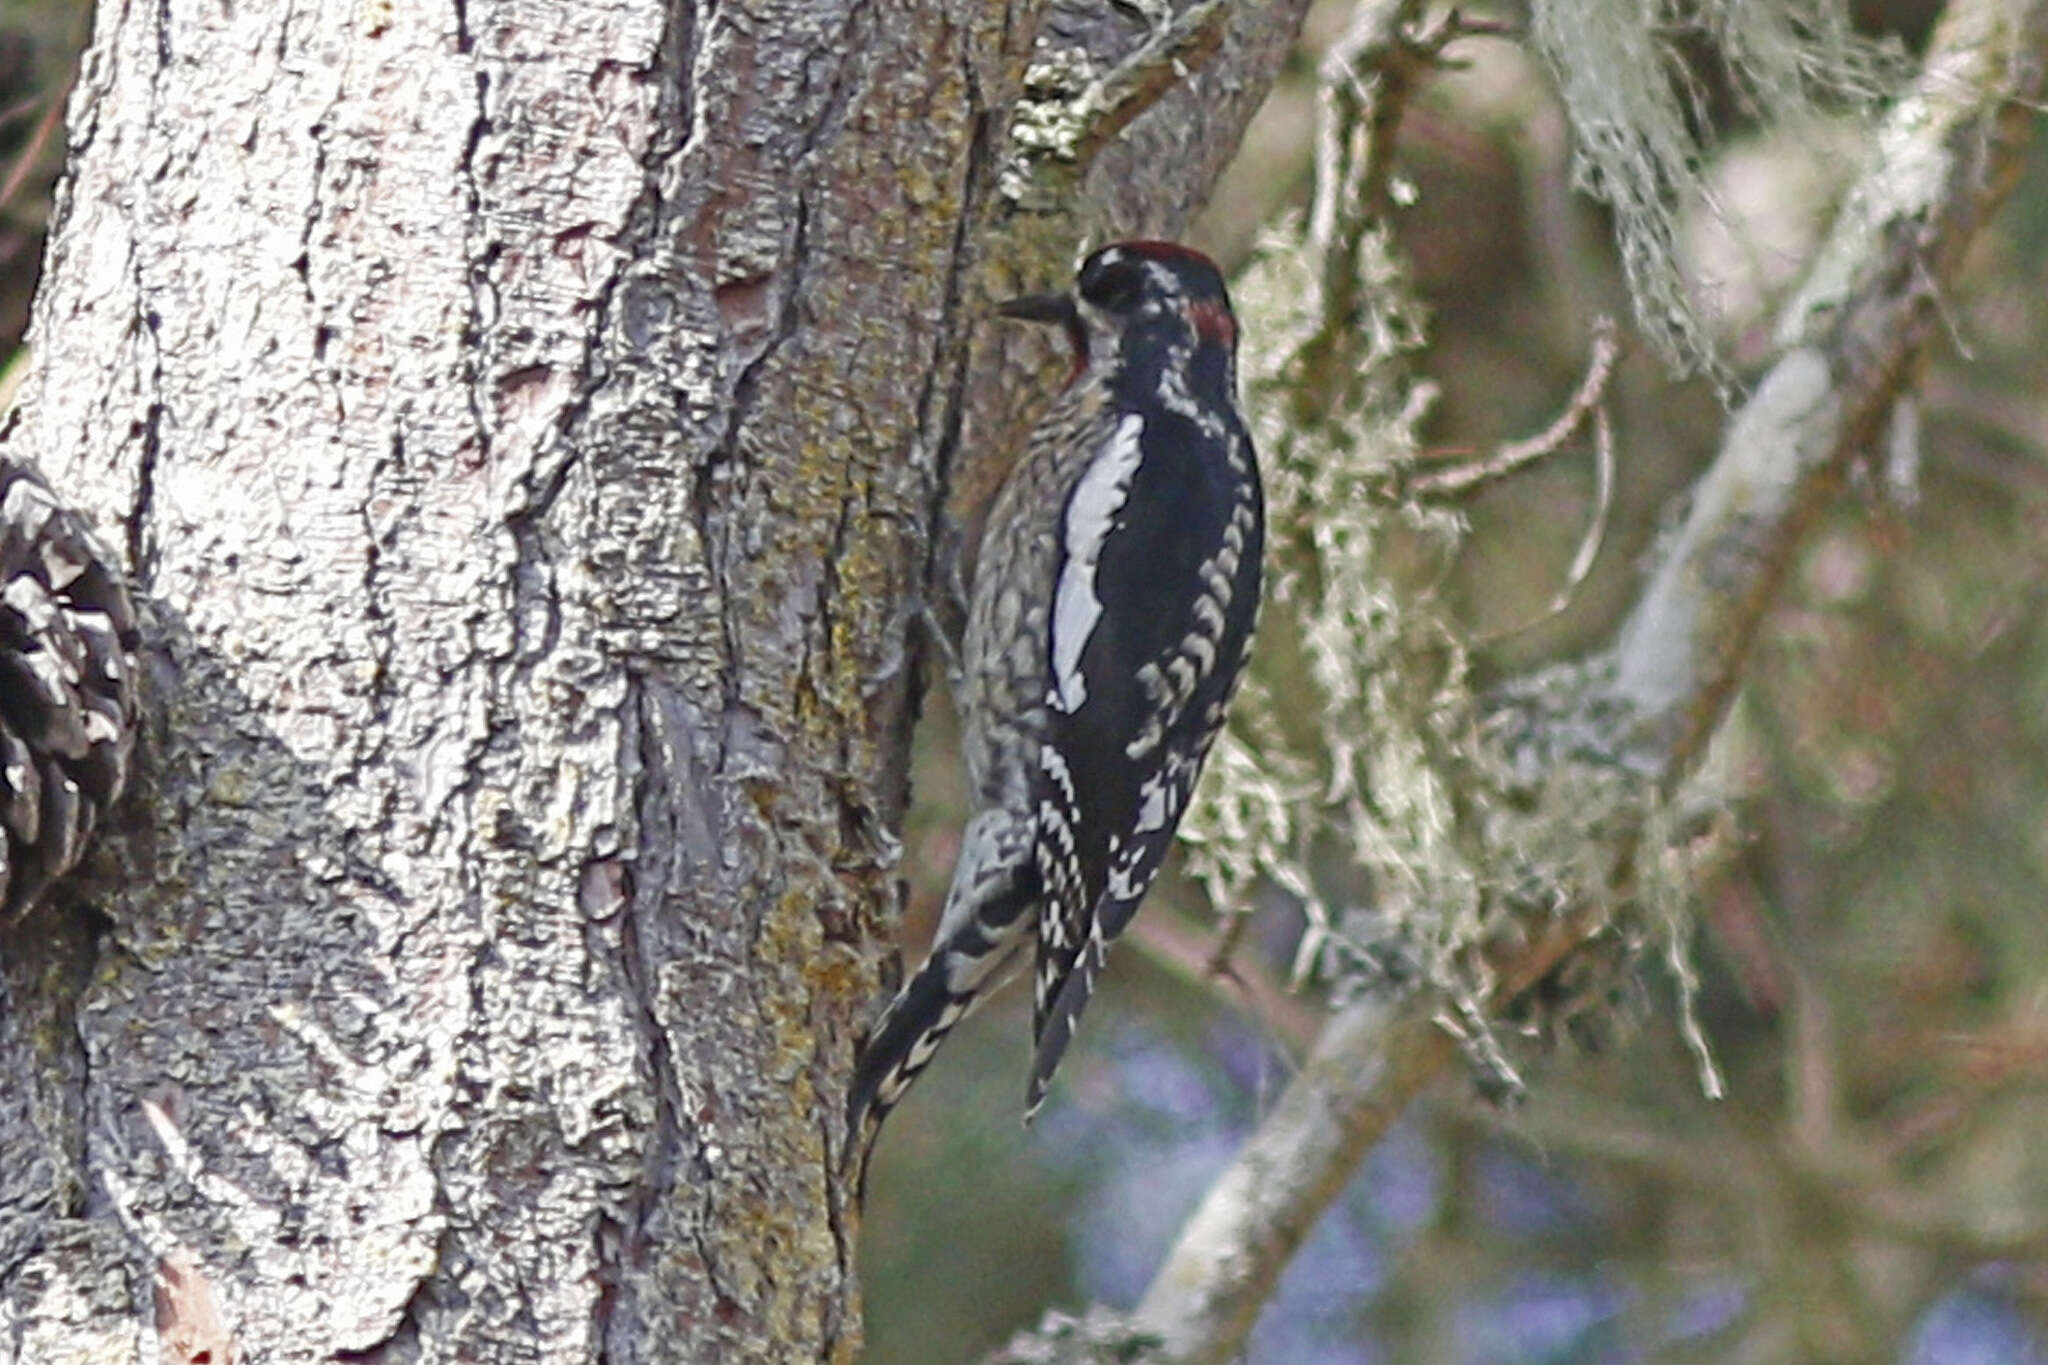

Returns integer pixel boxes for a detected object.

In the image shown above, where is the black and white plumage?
[848,241,1263,1180]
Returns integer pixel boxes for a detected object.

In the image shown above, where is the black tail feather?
[845,957,971,1191]
[1024,936,1108,1121]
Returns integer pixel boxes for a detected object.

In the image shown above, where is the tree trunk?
[0,0,1298,1359]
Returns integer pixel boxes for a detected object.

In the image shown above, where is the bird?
[847,240,1264,1183]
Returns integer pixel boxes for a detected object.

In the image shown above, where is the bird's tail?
[1026,934,1110,1121]
[845,954,980,1190]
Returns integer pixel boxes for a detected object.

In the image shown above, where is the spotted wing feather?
[1027,403,1263,1116]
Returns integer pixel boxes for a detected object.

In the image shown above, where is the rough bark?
[0,0,1302,1360]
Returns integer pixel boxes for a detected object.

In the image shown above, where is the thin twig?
[1200,888,1254,982]
[1292,2,1511,414]
[0,94,64,218]
[1557,405,1616,605]
[1300,0,1427,396]
[1408,316,1622,497]
[1071,0,1235,174]
[1129,910,1323,1053]
[0,93,48,133]
[1470,401,1617,644]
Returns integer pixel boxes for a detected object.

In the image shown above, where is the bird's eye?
[1077,254,1144,313]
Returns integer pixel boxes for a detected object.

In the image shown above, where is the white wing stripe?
[1050,414,1146,713]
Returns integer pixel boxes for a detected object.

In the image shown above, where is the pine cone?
[0,455,138,919]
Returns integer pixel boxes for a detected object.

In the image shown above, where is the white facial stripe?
[1050,414,1146,713]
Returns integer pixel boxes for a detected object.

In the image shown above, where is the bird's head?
[998,240,1239,385]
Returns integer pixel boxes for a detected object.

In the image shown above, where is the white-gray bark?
[0,0,1303,1359]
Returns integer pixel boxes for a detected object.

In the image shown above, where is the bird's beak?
[996,292,1078,328]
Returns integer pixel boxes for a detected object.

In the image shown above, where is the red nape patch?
[1060,318,1090,388]
[1187,297,1236,347]
[1116,239,1222,270]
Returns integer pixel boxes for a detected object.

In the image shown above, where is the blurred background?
[863,1,2048,1360]
[0,0,80,408]
[2,0,2042,1360]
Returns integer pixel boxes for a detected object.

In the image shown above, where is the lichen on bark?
[0,0,1309,1358]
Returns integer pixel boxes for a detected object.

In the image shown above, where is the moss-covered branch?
[1128,0,2048,1359]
